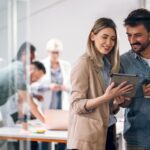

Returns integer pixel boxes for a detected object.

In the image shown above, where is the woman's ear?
[90,32,95,41]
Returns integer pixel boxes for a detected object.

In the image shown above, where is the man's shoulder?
[121,50,133,62]
[121,51,131,58]
[0,61,24,76]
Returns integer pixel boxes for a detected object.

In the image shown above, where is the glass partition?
[0,1,33,150]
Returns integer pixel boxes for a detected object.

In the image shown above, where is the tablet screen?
[111,73,139,97]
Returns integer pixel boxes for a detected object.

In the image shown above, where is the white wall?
[0,0,141,66]
[26,0,140,64]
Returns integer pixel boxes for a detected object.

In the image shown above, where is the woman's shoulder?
[76,53,91,64]
[72,53,91,72]
[71,53,91,80]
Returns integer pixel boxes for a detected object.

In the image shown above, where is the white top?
[41,57,71,111]
[142,57,150,67]
[31,75,51,110]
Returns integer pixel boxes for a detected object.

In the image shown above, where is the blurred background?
[0,0,149,150]
[0,0,149,67]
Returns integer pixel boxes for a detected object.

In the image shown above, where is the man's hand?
[34,95,44,101]
[114,96,131,105]
[143,84,150,97]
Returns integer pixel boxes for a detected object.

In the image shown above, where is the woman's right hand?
[103,81,133,101]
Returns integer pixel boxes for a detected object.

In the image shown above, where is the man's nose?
[130,36,136,44]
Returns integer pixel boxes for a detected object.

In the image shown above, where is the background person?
[30,61,49,111]
[41,38,71,111]
[9,42,37,123]
[0,42,45,150]
[32,39,71,150]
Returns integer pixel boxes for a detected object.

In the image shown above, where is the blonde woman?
[67,18,133,150]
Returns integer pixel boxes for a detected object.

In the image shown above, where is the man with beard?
[120,8,150,150]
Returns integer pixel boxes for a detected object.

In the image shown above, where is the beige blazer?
[67,53,109,150]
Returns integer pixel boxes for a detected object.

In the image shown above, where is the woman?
[67,18,132,150]
[40,39,71,150]
[41,38,71,111]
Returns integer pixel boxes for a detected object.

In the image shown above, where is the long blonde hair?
[86,18,120,73]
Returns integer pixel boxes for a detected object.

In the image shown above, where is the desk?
[0,119,67,143]
[0,120,125,149]
[0,127,67,143]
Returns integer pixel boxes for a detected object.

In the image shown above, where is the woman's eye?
[102,36,107,39]
[111,38,116,41]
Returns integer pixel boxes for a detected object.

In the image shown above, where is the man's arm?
[18,90,45,122]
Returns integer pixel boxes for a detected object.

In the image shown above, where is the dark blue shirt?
[120,50,150,148]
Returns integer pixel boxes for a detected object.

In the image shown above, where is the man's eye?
[135,34,142,38]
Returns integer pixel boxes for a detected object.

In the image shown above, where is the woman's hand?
[49,83,61,91]
[104,81,133,101]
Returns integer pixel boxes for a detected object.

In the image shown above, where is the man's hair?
[17,42,36,60]
[124,8,150,32]
[31,61,46,74]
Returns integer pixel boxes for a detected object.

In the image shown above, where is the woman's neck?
[51,58,58,64]
[51,59,59,69]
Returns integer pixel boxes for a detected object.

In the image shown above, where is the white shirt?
[142,57,150,67]
[31,75,51,111]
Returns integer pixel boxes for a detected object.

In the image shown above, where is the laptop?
[44,109,69,130]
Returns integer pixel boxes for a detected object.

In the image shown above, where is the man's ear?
[149,32,150,40]
[90,32,95,41]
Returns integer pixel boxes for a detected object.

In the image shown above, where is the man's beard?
[131,40,150,54]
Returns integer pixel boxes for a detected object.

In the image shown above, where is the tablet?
[111,73,139,97]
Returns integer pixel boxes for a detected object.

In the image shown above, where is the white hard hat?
[46,38,63,52]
